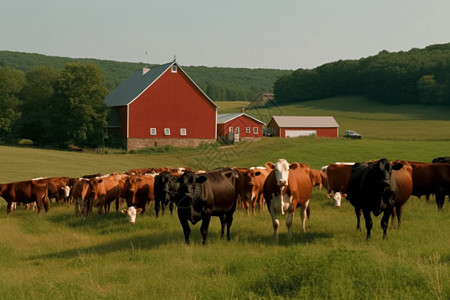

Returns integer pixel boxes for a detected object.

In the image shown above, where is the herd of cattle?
[0,156,449,244]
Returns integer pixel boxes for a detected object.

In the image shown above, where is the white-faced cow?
[123,174,155,216]
[263,159,313,241]
[323,163,354,207]
[346,158,404,240]
[0,179,49,214]
[173,168,239,245]
[121,206,143,224]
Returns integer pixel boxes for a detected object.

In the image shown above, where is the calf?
[123,174,155,216]
[263,159,313,241]
[0,179,49,214]
[173,168,239,245]
[346,158,403,240]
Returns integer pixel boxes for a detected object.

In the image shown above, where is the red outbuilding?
[267,116,339,138]
[217,113,265,142]
[104,60,217,150]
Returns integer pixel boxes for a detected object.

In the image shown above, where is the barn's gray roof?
[217,113,265,125]
[270,116,339,128]
[104,61,216,108]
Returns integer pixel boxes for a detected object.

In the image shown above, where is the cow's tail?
[306,202,310,220]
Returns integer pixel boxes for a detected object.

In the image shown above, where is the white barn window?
[246,127,251,133]
[150,128,157,135]
[171,65,177,73]
[235,127,240,133]
[164,128,171,136]
[253,127,258,134]
[229,127,233,133]
[180,128,187,136]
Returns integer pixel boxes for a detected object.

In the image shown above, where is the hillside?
[0,50,292,101]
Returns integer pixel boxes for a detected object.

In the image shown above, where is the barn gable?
[104,60,217,150]
[217,113,265,141]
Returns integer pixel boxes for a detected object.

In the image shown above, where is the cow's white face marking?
[121,206,143,224]
[275,159,289,187]
[64,186,71,198]
[327,192,346,207]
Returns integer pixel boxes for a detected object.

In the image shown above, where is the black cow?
[173,168,239,245]
[432,157,450,164]
[346,158,403,240]
[154,171,179,216]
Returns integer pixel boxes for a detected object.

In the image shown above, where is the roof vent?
[143,67,150,75]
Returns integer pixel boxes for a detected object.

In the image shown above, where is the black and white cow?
[173,168,239,245]
[346,158,403,240]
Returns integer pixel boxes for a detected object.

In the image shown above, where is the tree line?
[273,43,450,106]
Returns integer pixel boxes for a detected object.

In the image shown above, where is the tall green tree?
[46,63,109,147]
[0,67,25,141]
[18,65,58,142]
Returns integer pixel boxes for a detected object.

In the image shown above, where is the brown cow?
[263,159,313,241]
[408,161,450,209]
[123,174,155,215]
[390,160,414,228]
[86,173,124,215]
[0,179,49,214]
[310,169,327,190]
[324,163,354,207]
[44,176,70,203]
[234,167,270,216]
[71,178,90,216]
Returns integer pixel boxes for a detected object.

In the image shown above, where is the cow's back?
[286,164,313,204]
[202,168,239,213]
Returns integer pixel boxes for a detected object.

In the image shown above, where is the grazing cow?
[0,179,49,214]
[44,176,70,203]
[121,206,143,224]
[408,161,450,209]
[263,159,313,241]
[310,169,327,190]
[346,158,404,240]
[154,171,181,217]
[432,157,450,164]
[86,173,123,216]
[123,174,155,216]
[234,167,270,216]
[71,178,90,216]
[389,160,414,228]
[324,163,354,207]
[173,168,239,244]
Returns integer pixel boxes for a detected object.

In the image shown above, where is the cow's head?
[327,192,347,207]
[87,178,103,206]
[155,172,179,206]
[121,206,143,224]
[124,176,142,206]
[370,158,403,212]
[274,159,290,187]
[176,172,207,222]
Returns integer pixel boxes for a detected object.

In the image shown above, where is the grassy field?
[0,97,449,299]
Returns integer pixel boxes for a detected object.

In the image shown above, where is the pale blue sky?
[1,0,449,70]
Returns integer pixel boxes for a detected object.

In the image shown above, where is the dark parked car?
[344,130,362,139]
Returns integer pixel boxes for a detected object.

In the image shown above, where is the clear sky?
[1,0,449,70]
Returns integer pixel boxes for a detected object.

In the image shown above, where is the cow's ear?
[392,163,403,171]
[327,194,332,199]
[266,162,275,169]
[136,208,143,214]
[121,208,128,214]
[289,163,299,170]
[342,193,347,198]
[196,176,208,184]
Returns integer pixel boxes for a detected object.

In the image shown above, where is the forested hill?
[0,51,292,101]
[274,42,450,106]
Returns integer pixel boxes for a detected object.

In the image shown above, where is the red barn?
[267,116,339,138]
[217,113,265,142]
[104,60,217,150]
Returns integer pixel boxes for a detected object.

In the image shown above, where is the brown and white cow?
[122,174,155,216]
[43,176,70,203]
[263,159,313,241]
[323,163,354,207]
[71,178,90,217]
[0,179,49,214]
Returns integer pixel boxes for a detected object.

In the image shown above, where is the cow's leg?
[286,211,294,238]
[177,211,191,244]
[300,200,310,233]
[362,210,373,240]
[6,201,12,214]
[115,198,119,213]
[436,193,445,209]
[155,199,161,217]
[395,204,403,228]
[269,206,279,241]
[219,215,226,238]
[381,206,393,240]
[200,215,211,245]
[169,202,174,215]
[225,212,233,241]
[355,207,362,231]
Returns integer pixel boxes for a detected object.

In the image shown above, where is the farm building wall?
[127,138,215,150]
[217,116,263,139]
[279,127,338,138]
